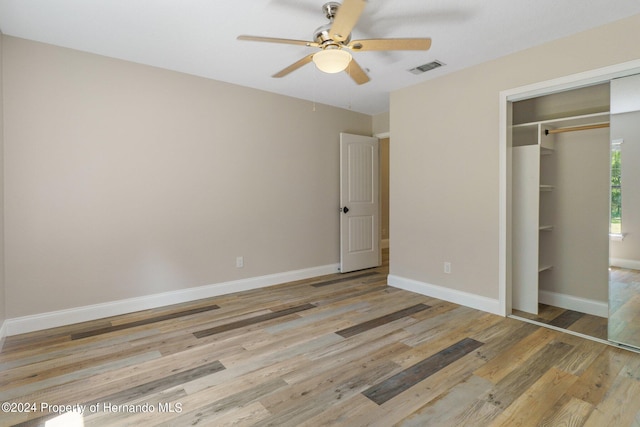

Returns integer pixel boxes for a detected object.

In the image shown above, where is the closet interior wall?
[511,83,611,316]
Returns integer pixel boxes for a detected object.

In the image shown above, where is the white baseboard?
[5,263,339,336]
[387,274,501,315]
[610,258,640,270]
[0,320,7,351]
[539,290,608,318]
[381,239,389,249]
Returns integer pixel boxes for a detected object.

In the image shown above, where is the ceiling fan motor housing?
[316,2,351,46]
[314,23,351,46]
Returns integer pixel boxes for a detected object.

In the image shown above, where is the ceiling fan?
[237,0,432,85]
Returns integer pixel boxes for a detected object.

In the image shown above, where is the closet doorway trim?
[498,59,640,316]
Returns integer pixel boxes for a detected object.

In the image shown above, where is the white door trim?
[499,58,640,317]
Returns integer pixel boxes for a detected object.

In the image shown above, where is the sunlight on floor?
[45,411,84,427]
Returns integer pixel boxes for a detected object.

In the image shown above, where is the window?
[610,140,622,236]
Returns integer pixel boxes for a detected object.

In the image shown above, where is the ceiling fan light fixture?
[313,49,352,73]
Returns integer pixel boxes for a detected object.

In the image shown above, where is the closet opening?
[498,59,640,350]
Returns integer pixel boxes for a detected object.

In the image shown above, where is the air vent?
[409,60,445,75]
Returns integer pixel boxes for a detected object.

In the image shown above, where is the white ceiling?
[1,0,640,115]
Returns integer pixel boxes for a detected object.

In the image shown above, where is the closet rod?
[544,122,609,135]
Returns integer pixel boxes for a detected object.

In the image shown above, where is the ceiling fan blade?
[348,38,432,51]
[329,0,366,42]
[237,35,318,48]
[272,54,315,78]
[345,58,370,85]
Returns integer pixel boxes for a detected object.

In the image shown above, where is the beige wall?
[372,112,390,135]
[390,13,640,300]
[3,36,371,318]
[0,34,5,331]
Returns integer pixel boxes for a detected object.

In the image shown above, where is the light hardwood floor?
[609,267,640,348]
[2,250,640,426]
[512,268,640,348]
[512,304,609,341]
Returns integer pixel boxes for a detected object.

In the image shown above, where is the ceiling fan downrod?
[322,2,341,20]
[315,2,351,45]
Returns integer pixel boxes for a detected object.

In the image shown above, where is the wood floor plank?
[471,318,540,363]
[553,334,607,376]
[395,374,493,427]
[156,378,289,426]
[370,351,488,427]
[262,301,370,335]
[310,271,380,287]
[583,372,640,427]
[303,326,411,365]
[298,393,380,427]
[283,335,409,386]
[183,353,308,398]
[474,326,560,383]
[82,387,189,426]
[362,337,484,405]
[258,358,400,426]
[449,398,503,427]
[478,340,574,411]
[489,367,579,427]
[538,395,594,427]
[310,283,391,309]
[0,329,157,378]
[566,346,630,405]
[71,303,221,340]
[219,331,344,372]
[1,351,163,401]
[401,305,481,347]
[395,312,499,370]
[336,303,430,338]
[548,309,585,329]
[192,303,316,338]
[1,320,112,354]
[188,400,271,427]
[407,300,458,321]
[512,302,609,343]
[243,316,358,354]
[568,312,608,340]
[89,360,225,405]
[535,304,568,321]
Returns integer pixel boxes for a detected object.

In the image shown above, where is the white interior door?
[340,133,380,273]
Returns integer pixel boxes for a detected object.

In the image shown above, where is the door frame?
[498,58,640,316]
[375,131,390,253]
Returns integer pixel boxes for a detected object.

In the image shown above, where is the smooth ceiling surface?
[1,0,640,114]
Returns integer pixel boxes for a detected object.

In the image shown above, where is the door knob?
[342,206,349,213]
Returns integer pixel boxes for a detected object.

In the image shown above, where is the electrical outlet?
[444,262,451,274]
[236,256,244,268]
